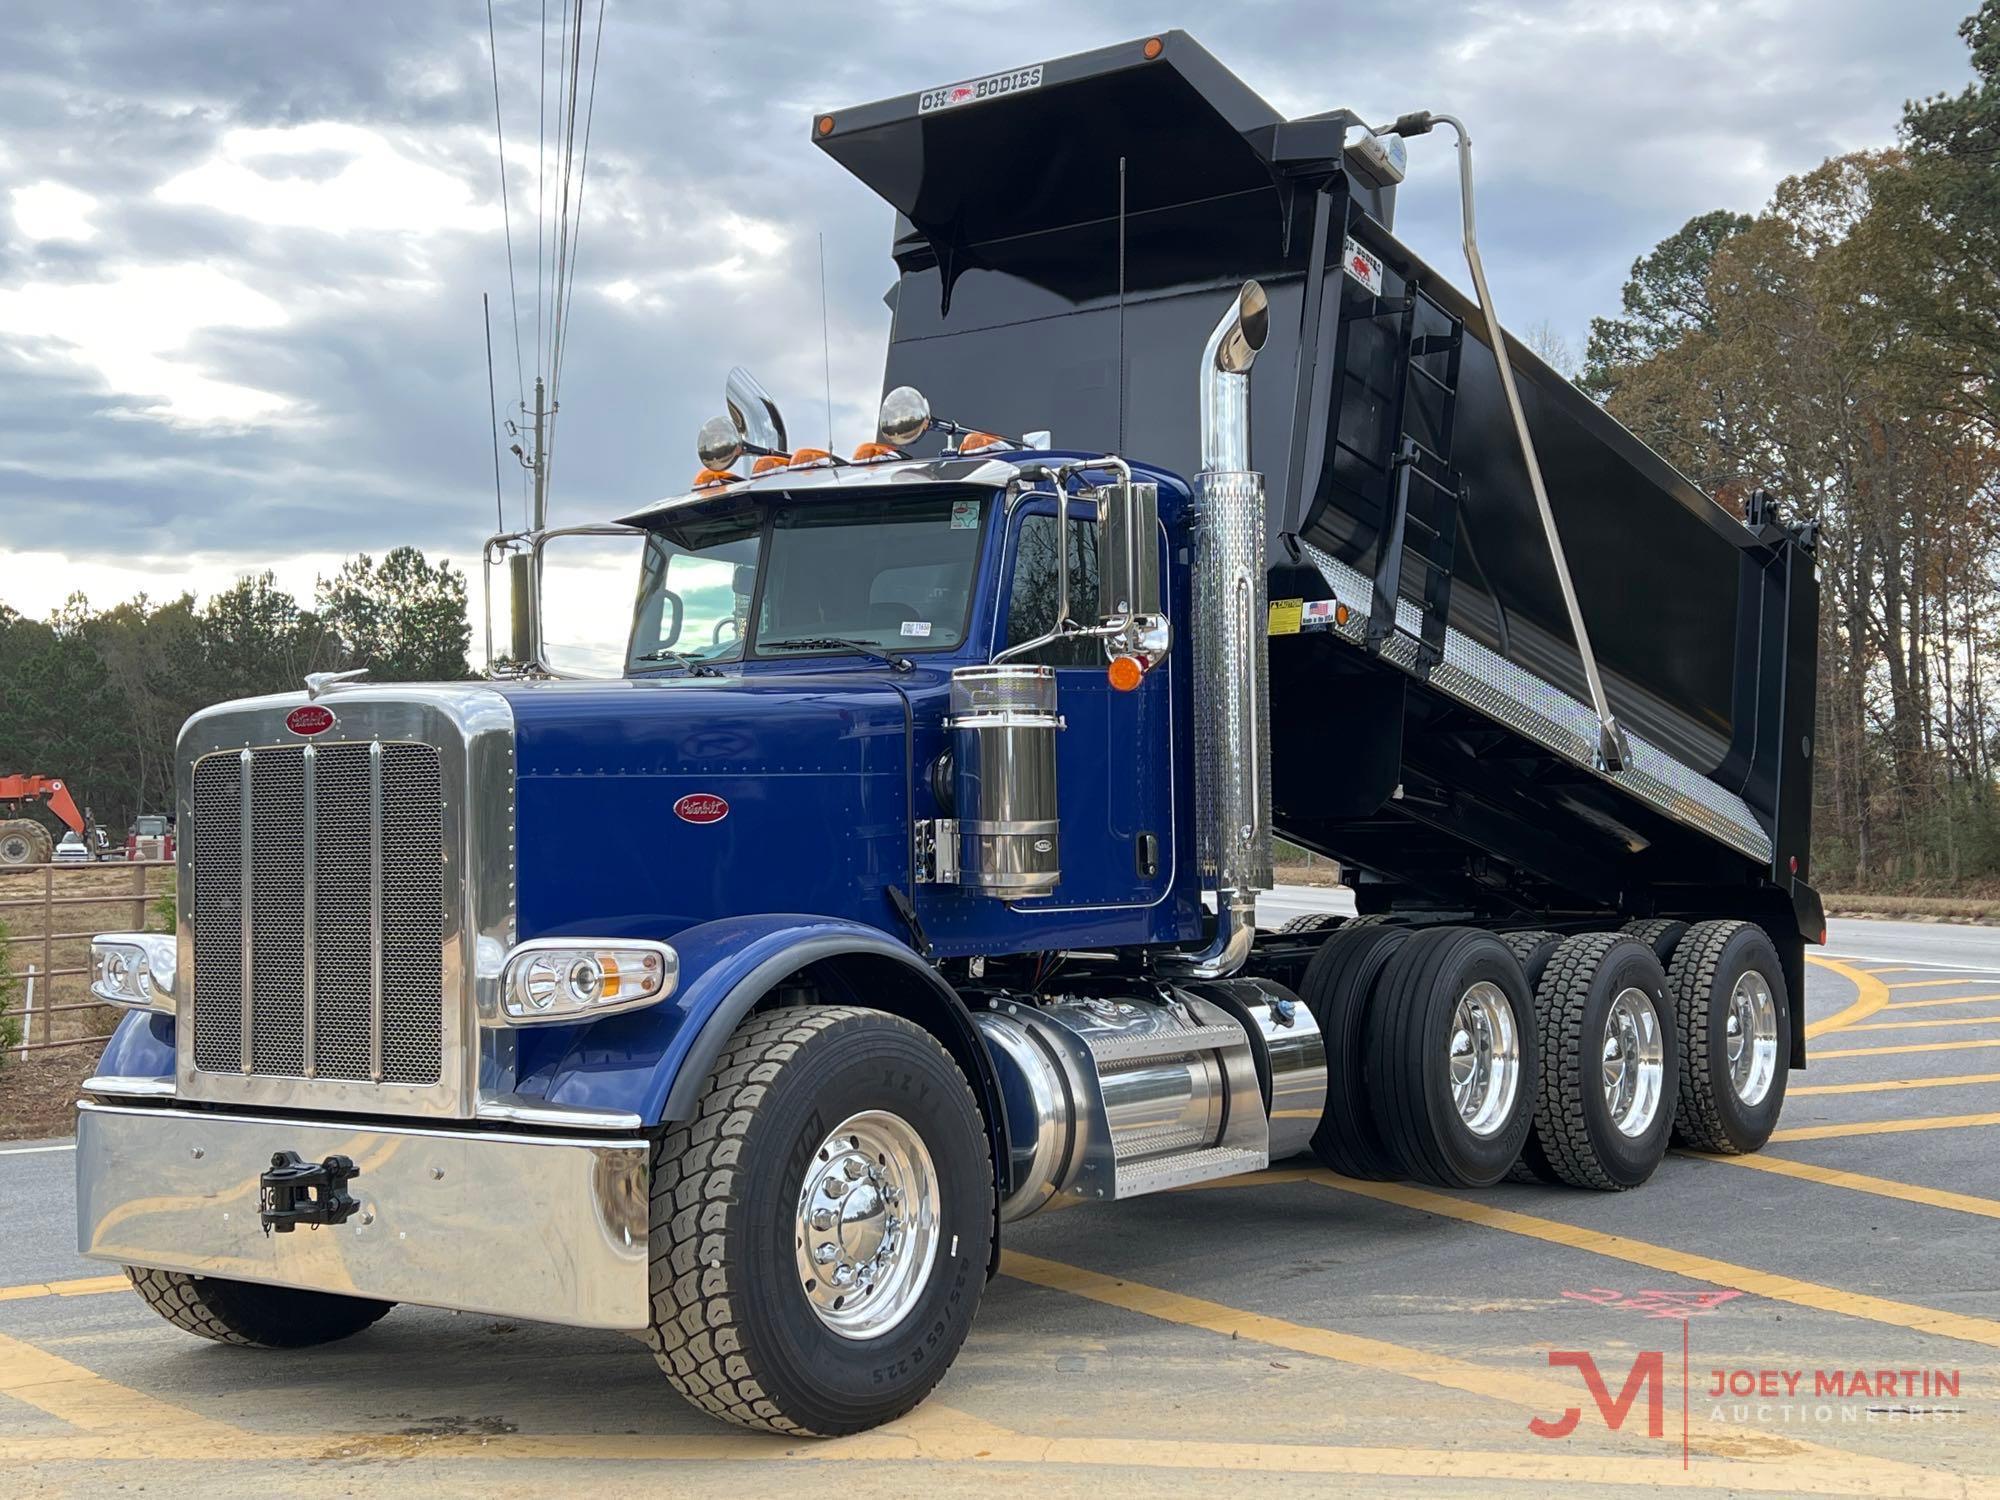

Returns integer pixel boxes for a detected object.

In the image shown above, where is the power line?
[550,0,604,406]
[535,0,548,387]
[482,0,526,416]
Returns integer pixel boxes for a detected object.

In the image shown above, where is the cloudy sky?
[0,0,1977,644]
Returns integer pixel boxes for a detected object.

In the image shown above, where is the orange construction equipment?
[0,774,85,865]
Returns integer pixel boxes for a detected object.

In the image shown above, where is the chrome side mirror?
[1099,480,1162,623]
[878,385,932,447]
[725,367,787,455]
[697,415,745,472]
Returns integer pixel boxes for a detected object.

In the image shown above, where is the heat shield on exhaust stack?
[1193,469,1274,897]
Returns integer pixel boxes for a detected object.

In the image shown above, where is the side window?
[1004,514,1101,668]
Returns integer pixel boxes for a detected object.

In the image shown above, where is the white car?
[52,831,91,864]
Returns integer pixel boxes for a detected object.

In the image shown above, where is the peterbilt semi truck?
[77,35,1820,1437]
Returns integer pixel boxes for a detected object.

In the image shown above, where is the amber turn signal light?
[1108,655,1145,692]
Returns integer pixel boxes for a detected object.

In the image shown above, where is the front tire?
[647,1005,992,1436]
[125,1267,392,1347]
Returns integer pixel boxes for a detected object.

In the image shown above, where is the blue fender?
[94,1009,176,1079]
[516,914,1008,1164]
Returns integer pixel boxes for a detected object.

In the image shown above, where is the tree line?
[1580,3,2000,891]
[0,549,473,835]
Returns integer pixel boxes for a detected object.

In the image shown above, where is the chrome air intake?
[945,665,1062,900]
[1169,281,1273,979]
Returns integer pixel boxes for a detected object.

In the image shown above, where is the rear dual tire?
[1668,921,1790,1154]
[1517,935,1677,1191]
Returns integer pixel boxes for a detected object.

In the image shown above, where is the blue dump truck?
[77,35,1821,1436]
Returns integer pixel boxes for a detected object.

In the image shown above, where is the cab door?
[993,498,1174,910]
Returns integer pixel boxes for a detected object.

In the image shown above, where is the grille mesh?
[190,741,445,1085]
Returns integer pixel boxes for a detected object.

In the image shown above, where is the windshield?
[755,494,984,655]
[629,492,985,671]
[624,506,763,673]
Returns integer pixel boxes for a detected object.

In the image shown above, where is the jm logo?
[1530,1351,1666,1439]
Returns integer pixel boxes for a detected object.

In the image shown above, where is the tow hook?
[258,1151,362,1234]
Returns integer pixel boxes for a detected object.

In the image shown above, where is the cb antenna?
[1116,155,1128,454]
[818,231,834,452]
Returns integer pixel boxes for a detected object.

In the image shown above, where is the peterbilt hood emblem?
[674,793,729,825]
[285,705,336,737]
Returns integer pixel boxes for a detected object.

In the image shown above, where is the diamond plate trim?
[1299,540,1772,864]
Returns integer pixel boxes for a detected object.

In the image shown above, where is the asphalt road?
[3,912,1998,1497]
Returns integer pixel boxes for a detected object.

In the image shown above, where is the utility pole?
[530,375,550,531]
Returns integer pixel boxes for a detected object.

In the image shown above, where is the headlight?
[90,934,176,1014]
[498,940,678,1025]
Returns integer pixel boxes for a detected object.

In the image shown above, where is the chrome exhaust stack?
[1167,281,1273,979]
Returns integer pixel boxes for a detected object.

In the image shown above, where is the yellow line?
[1887,978,2000,990]
[0,1329,244,1440]
[1306,1172,2000,1350]
[1812,1037,2000,1061]
[1886,992,2000,1011]
[1840,1013,2000,1032]
[0,1418,1976,1496]
[1768,1111,2000,1143]
[1790,1070,2000,1096]
[0,1276,127,1304]
[1802,955,1889,1039]
[1691,1150,2000,1219]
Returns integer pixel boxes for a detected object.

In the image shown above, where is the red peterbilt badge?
[286,705,336,737]
[674,793,729,825]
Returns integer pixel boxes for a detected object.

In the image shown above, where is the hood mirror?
[877,385,933,448]
[696,415,745,473]
[725,367,788,455]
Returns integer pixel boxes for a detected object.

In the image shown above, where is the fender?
[518,913,1010,1189]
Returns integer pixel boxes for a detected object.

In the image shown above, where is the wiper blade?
[636,649,724,677]
[760,637,912,671]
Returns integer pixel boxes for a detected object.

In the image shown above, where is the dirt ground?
[0,1047,96,1140]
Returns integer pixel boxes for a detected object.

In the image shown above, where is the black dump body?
[818,33,1821,1000]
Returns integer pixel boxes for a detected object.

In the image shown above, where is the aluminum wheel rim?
[1449,980,1520,1138]
[1726,971,1778,1107]
[794,1109,941,1341]
[1602,987,1665,1138]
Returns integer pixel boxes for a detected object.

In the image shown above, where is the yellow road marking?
[1840,1013,2000,1032]
[0,1414,1978,1496]
[1802,956,1888,1039]
[1886,992,2000,1011]
[1305,1173,2000,1350]
[1768,1112,2000,1143]
[0,1276,127,1304]
[1790,1070,2000,1096]
[1812,1038,2000,1060]
[0,1329,244,1443]
[1887,978,2000,990]
[1691,1150,2000,1219]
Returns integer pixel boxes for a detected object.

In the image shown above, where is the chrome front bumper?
[76,1101,650,1330]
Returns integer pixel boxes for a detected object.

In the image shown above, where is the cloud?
[156,121,500,236]
[12,181,98,242]
[0,0,1979,635]
[0,262,291,424]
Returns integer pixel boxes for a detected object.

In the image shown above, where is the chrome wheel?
[1448,981,1520,1138]
[1726,971,1778,1107]
[794,1109,941,1341]
[1602,987,1665,1137]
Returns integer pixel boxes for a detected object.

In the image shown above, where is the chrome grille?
[190,742,445,1084]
